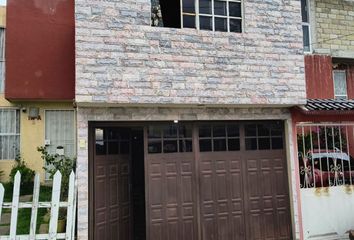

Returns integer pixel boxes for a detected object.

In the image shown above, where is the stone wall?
[75,0,306,106]
[311,0,354,57]
[75,106,301,239]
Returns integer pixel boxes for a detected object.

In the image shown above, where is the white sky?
[0,0,6,6]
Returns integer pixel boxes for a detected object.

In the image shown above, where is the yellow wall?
[0,6,5,27]
[0,97,75,182]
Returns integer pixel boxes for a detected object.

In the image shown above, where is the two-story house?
[293,0,354,239]
[75,0,307,239]
[0,0,76,182]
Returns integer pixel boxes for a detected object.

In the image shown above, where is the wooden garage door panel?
[199,152,245,240]
[147,153,198,240]
[243,150,291,240]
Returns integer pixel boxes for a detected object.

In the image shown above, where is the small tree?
[37,146,76,199]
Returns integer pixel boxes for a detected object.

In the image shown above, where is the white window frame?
[333,70,347,99]
[301,0,312,53]
[180,0,243,33]
[43,109,76,180]
[0,108,20,160]
[0,27,5,93]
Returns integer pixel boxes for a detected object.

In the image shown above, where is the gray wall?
[75,0,306,105]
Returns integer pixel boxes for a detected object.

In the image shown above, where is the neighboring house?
[75,0,306,240]
[292,0,354,239]
[0,0,76,182]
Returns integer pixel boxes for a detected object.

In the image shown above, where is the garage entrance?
[90,121,292,240]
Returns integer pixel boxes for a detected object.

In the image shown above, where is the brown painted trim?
[143,126,150,240]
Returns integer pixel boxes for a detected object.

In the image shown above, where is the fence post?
[65,171,75,240]
[9,171,21,240]
[0,183,4,222]
[29,173,40,239]
[48,171,62,240]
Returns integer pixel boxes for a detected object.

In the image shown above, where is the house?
[0,0,76,182]
[75,0,306,239]
[292,0,354,239]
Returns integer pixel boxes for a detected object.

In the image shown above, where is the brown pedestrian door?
[93,128,132,240]
[145,122,292,240]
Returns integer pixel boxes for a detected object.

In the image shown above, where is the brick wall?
[75,0,306,106]
[312,0,354,57]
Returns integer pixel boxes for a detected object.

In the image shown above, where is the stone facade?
[310,0,354,57]
[75,0,306,106]
[76,106,301,239]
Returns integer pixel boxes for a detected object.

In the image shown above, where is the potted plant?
[37,146,76,232]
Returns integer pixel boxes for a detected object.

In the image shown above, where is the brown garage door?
[146,122,292,240]
[93,128,132,240]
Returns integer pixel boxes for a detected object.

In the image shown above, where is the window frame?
[301,0,312,53]
[0,108,20,160]
[333,70,348,100]
[180,0,243,33]
[0,27,5,93]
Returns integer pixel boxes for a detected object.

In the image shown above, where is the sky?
[0,0,6,6]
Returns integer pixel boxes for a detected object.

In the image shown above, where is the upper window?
[152,0,242,33]
[301,0,311,52]
[199,124,240,152]
[0,28,5,93]
[0,109,20,160]
[333,70,347,99]
[245,122,283,151]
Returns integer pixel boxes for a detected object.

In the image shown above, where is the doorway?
[91,126,146,240]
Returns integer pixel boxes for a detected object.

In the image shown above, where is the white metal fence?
[0,171,77,239]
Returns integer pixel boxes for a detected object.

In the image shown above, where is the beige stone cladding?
[75,0,306,106]
[311,0,354,57]
[75,106,301,240]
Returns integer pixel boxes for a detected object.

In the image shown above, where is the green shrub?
[37,146,76,199]
[9,154,35,195]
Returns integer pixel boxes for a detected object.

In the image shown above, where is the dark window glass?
[199,126,212,137]
[200,139,212,152]
[301,0,308,22]
[213,125,226,137]
[245,125,257,136]
[245,138,257,150]
[96,141,106,155]
[272,137,283,149]
[148,140,162,153]
[183,15,196,28]
[107,129,118,140]
[229,2,241,17]
[258,124,270,136]
[108,141,119,154]
[200,16,213,30]
[120,130,130,140]
[214,1,227,16]
[120,141,130,154]
[183,0,195,13]
[215,17,227,32]
[179,139,193,152]
[199,0,212,14]
[163,125,178,138]
[230,19,242,33]
[213,139,226,151]
[227,125,239,137]
[164,140,178,153]
[179,125,192,138]
[302,25,310,52]
[271,127,283,137]
[258,138,271,150]
[228,138,240,151]
[148,126,162,138]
